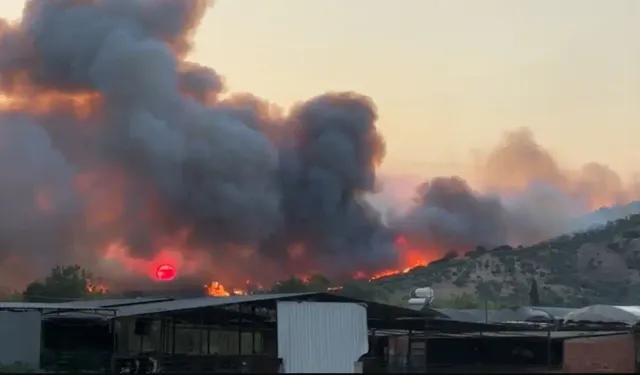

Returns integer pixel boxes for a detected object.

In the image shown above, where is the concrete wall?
[563,333,636,373]
[0,311,42,370]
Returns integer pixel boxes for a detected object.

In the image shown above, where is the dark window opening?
[41,319,114,372]
[426,337,563,368]
[42,319,112,351]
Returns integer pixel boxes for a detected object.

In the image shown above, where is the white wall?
[0,311,42,370]
[277,301,368,373]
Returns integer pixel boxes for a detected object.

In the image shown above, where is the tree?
[431,293,479,309]
[336,281,379,302]
[0,290,23,302]
[431,293,508,309]
[475,246,488,254]
[22,265,98,302]
[529,278,541,306]
[269,274,334,294]
[269,277,310,293]
[305,274,332,292]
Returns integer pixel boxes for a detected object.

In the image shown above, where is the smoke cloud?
[393,128,640,256]
[0,0,638,289]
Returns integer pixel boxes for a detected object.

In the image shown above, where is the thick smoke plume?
[0,0,395,288]
[0,0,638,290]
[394,128,640,256]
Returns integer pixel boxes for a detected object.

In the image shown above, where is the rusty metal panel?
[563,333,635,373]
[277,301,368,373]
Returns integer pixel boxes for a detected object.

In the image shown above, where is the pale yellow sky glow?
[3,0,640,178]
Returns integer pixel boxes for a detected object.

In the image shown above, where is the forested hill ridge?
[370,213,640,308]
[4,212,640,308]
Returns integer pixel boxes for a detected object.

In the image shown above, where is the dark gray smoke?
[397,177,509,251]
[262,93,396,275]
[0,0,395,285]
[0,114,78,277]
[1,1,639,288]
[392,129,640,256]
[394,176,580,253]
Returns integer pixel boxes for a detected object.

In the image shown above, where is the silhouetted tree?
[0,290,23,302]
[431,293,479,309]
[475,246,488,254]
[336,281,381,302]
[529,278,540,306]
[23,265,97,302]
[269,277,310,293]
[306,274,332,292]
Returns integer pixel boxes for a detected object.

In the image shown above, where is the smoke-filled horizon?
[383,127,640,254]
[0,0,639,290]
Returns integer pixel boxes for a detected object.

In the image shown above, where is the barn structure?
[377,324,638,373]
[4,294,640,373]
[0,302,116,371]
[394,301,640,373]
[0,292,445,373]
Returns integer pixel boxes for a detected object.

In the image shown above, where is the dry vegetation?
[371,213,640,308]
[5,214,640,309]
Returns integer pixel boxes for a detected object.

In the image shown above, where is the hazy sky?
[3,0,640,177]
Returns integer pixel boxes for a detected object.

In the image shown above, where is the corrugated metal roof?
[113,293,321,318]
[58,296,175,308]
[434,330,628,339]
[531,306,577,319]
[615,305,640,317]
[372,329,627,339]
[31,292,438,320]
[0,302,113,311]
[565,304,640,324]
[430,306,578,324]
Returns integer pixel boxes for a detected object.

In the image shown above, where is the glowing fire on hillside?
[79,233,442,297]
[2,0,635,298]
[363,236,440,280]
[85,279,109,294]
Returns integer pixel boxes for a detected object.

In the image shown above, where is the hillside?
[369,213,640,308]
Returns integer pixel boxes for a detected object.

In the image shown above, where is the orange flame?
[204,281,229,296]
[232,288,247,295]
[85,279,109,294]
[203,281,247,296]
[360,236,439,281]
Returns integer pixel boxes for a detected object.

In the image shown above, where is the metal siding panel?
[0,311,41,370]
[0,302,106,310]
[58,297,175,308]
[114,292,321,317]
[277,301,368,373]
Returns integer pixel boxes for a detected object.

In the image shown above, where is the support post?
[171,318,176,355]
[238,305,243,355]
[424,319,429,373]
[406,329,413,371]
[546,322,553,370]
[251,306,256,354]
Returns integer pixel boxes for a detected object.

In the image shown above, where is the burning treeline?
[0,0,639,294]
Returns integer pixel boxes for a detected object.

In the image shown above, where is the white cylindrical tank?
[414,287,434,299]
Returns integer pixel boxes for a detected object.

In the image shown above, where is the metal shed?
[0,302,115,371]
[564,304,640,324]
[51,292,432,373]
